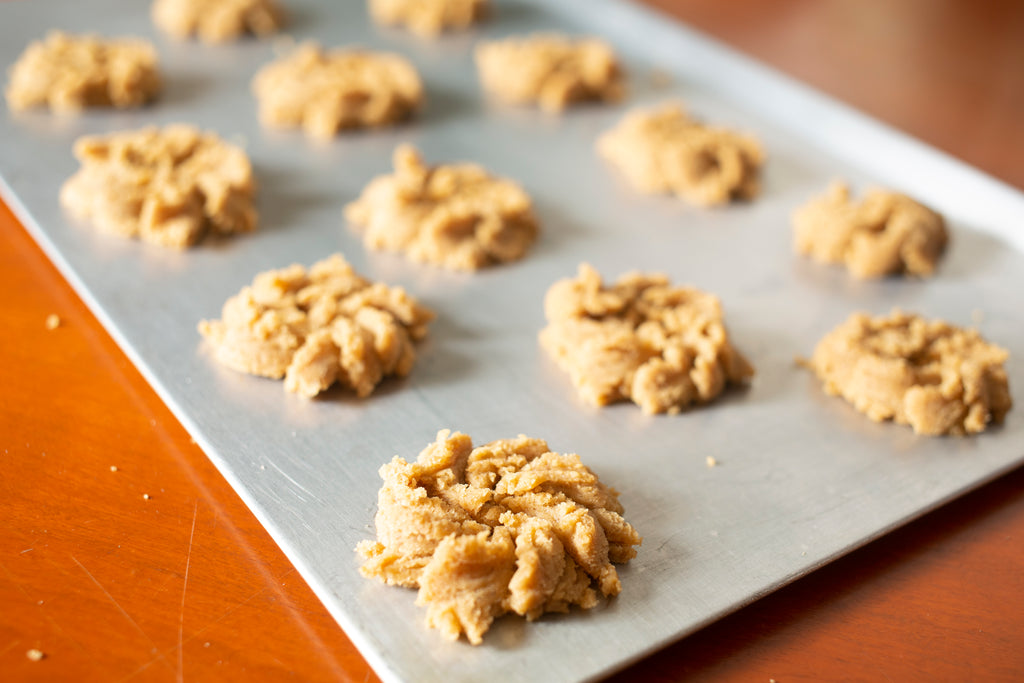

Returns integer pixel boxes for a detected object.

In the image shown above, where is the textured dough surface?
[198,254,434,397]
[597,102,764,207]
[807,310,1011,435]
[5,31,159,112]
[152,0,285,43]
[252,43,422,138]
[345,145,539,271]
[540,264,754,414]
[357,430,642,644]
[475,33,624,112]
[369,0,488,37]
[60,125,256,248]
[793,182,948,278]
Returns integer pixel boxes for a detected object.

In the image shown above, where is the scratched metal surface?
[2,1,1024,681]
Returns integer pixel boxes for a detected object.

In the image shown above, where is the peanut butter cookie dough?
[60,125,256,248]
[199,254,434,398]
[5,32,159,112]
[344,145,539,271]
[597,102,764,207]
[475,33,624,112]
[793,182,948,278]
[540,264,754,414]
[152,0,285,43]
[357,430,642,645]
[252,43,422,138]
[806,310,1011,435]
[369,0,488,38]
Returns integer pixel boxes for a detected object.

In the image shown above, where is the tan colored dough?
[368,0,488,37]
[357,430,642,644]
[5,32,159,112]
[475,33,624,112]
[60,125,256,248]
[152,0,285,43]
[251,43,422,138]
[198,254,434,398]
[806,310,1011,435]
[540,264,754,414]
[344,145,539,271]
[597,102,764,207]
[793,182,948,278]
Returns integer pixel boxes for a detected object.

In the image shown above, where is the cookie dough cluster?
[152,0,286,43]
[369,0,489,38]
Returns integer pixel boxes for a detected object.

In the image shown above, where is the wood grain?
[2,1,1023,681]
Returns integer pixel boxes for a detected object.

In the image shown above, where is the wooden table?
[3,1,1023,680]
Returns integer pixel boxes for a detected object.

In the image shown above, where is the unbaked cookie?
[152,0,285,43]
[368,0,488,37]
[344,145,539,271]
[357,430,642,645]
[60,125,256,248]
[597,102,764,207]
[198,254,434,398]
[540,264,754,414]
[806,310,1011,435]
[5,32,159,112]
[475,33,624,112]
[252,43,422,138]
[793,182,948,278]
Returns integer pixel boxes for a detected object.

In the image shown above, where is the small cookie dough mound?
[5,32,159,112]
[60,125,256,248]
[793,182,948,278]
[152,0,285,43]
[540,264,754,414]
[369,0,488,38]
[357,430,642,644]
[597,102,764,207]
[252,43,422,138]
[345,145,539,271]
[475,33,624,112]
[198,254,434,398]
[807,310,1011,435]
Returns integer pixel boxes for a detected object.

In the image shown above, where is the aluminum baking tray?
[2,1,1023,681]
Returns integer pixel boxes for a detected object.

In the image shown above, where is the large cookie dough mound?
[540,264,754,414]
[475,33,624,112]
[344,145,539,271]
[5,32,159,112]
[357,430,642,645]
[152,0,285,43]
[199,254,434,398]
[60,125,256,248]
[597,102,764,207]
[252,43,422,138]
[793,182,948,278]
[369,0,488,37]
[807,310,1011,435]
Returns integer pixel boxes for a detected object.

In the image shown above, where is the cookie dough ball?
[199,254,434,398]
[540,264,754,414]
[60,125,256,248]
[5,32,160,112]
[251,43,422,138]
[806,310,1011,435]
[344,145,539,271]
[793,182,948,278]
[357,430,642,645]
[597,102,764,207]
[368,0,488,37]
[152,0,285,43]
[475,33,624,112]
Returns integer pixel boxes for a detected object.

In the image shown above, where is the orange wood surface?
[3,1,1024,681]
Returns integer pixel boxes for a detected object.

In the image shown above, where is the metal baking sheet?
[3,1,1023,681]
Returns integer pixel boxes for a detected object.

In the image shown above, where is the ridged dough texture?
[540,264,754,414]
[807,310,1011,435]
[198,254,434,398]
[357,430,642,644]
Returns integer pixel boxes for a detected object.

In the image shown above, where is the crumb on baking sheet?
[26,649,45,662]
[110,465,118,472]
[45,314,61,330]
[706,456,717,468]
